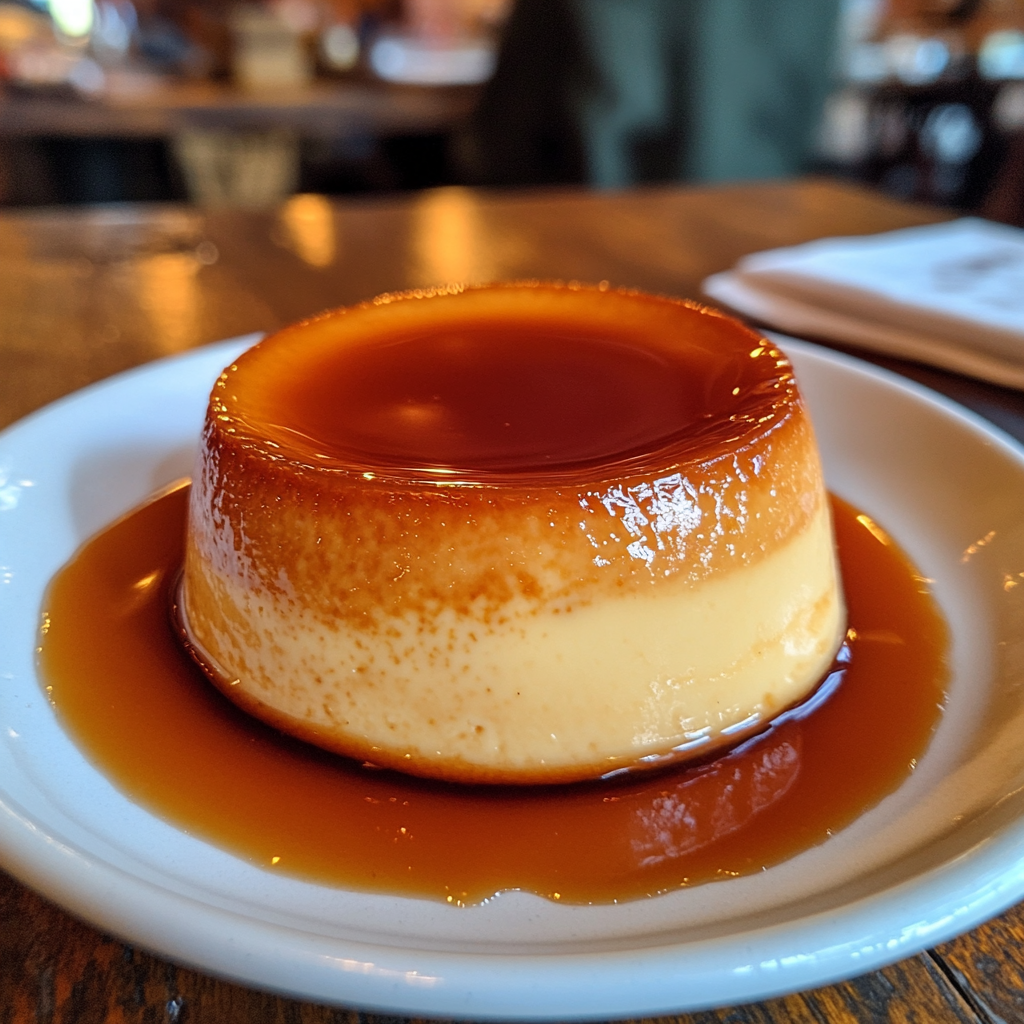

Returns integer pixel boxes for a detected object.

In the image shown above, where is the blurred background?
[0,0,1021,224]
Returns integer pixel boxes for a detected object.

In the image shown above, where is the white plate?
[2,335,1024,1019]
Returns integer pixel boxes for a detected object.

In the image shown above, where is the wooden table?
[2,178,1024,1023]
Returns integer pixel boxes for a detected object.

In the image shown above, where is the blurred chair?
[469,0,842,187]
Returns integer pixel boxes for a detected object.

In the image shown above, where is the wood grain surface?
[2,177,1023,1023]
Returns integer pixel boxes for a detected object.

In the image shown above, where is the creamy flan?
[180,283,845,784]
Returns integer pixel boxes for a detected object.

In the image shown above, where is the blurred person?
[468,0,842,187]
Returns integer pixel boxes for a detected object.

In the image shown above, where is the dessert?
[179,283,846,784]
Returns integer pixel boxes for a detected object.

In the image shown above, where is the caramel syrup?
[234,288,793,484]
[39,486,947,905]
[255,316,778,474]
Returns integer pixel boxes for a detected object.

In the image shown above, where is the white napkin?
[703,218,1024,389]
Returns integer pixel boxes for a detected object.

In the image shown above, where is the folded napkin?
[703,218,1024,389]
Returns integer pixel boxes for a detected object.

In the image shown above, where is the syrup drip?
[39,487,947,904]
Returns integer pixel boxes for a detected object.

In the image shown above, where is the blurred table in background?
[0,78,479,139]
[3,177,1024,1023]
[0,78,480,204]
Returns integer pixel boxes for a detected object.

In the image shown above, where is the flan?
[180,283,846,784]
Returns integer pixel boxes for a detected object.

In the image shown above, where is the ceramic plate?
[2,335,1024,1019]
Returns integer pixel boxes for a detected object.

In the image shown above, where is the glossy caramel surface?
[230,285,787,479]
[41,485,946,904]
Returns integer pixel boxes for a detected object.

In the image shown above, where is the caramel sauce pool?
[39,486,947,905]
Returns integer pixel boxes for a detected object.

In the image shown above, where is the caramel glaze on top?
[189,283,822,630]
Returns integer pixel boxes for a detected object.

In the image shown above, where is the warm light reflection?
[961,529,997,563]
[411,187,493,285]
[135,253,200,354]
[856,513,891,547]
[1004,572,1024,592]
[132,571,160,592]
[278,193,337,268]
[630,734,801,866]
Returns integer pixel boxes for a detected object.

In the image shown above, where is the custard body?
[182,284,845,783]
